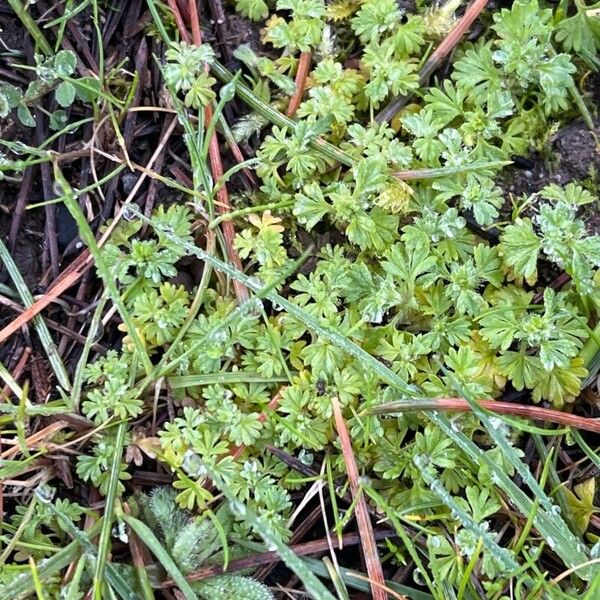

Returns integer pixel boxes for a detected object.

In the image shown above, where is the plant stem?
[92,421,127,600]
[369,398,600,434]
[332,396,386,600]
[0,239,71,390]
[287,51,312,117]
[6,0,52,55]
[376,0,490,123]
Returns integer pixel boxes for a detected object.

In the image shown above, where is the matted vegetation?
[1,0,600,598]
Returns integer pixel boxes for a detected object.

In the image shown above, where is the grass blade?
[69,293,108,409]
[121,514,199,600]
[53,163,153,376]
[323,557,350,600]
[0,239,71,390]
[92,422,128,599]
[167,373,289,389]
[414,454,519,573]
[0,359,27,400]
[6,0,52,54]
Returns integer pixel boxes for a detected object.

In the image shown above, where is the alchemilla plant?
[78,0,600,596]
[2,0,600,598]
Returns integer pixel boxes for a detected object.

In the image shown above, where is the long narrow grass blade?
[0,239,71,390]
[414,454,519,573]
[63,557,86,600]
[323,557,350,600]
[28,556,46,600]
[532,435,579,537]
[6,0,52,54]
[53,164,153,376]
[0,360,27,400]
[167,373,289,389]
[92,422,128,599]
[145,0,171,43]
[0,496,38,566]
[121,515,199,600]
[0,252,92,347]
[0,399,71,417]
[70,294,108,409]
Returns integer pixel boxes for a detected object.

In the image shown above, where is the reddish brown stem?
[286,51,312,117]
[421,0,490,81]
[375,398,600,434]
[332,396,386,600]
[1,346,31,401]
[206,123,249,302]
[376,0,490,122]
[182,0,249,303]
[162,528,398,586]
[167,0,191,43]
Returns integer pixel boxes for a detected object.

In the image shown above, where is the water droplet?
[113,522,128,544]
[182,449,205,476]
[429,536,442,549]
[358,475,372,487]
[35,485,55,504]
[230,500,247,518]
[413,568,425,586]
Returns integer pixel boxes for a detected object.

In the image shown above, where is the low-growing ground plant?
[1,0,600,598]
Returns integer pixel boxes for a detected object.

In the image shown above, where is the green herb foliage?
[3,0,600,597]
[83,0,600,594]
